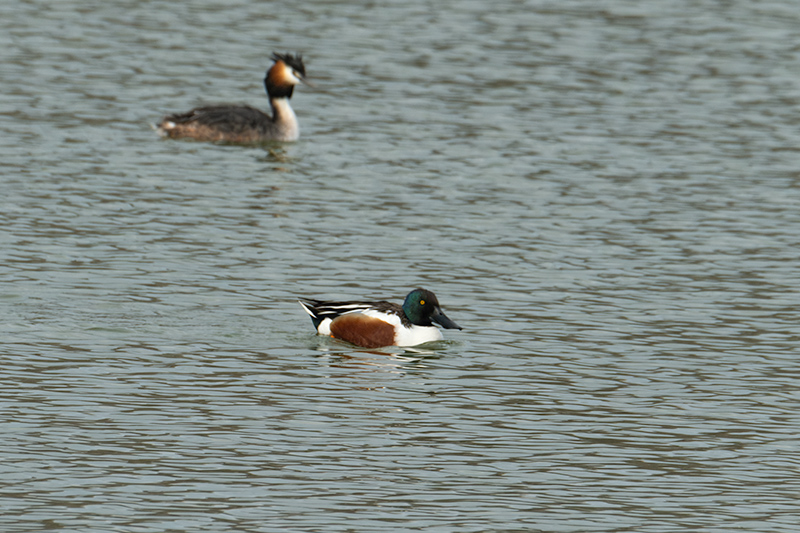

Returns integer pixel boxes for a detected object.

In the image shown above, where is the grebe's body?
[299,289,462,349]
[157,53,307,143]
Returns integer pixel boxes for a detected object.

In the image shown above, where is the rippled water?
[3,0,800,531]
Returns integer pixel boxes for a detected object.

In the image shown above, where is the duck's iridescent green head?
[402,288,461,330]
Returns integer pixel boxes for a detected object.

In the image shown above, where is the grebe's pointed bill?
[431,307,462,330]
[291,66,314,89]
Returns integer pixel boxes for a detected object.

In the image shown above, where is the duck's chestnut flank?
[329,314,397,348]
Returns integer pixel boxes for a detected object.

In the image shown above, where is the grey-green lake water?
[3,0,800,531]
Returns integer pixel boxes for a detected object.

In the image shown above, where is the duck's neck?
[269,97,299,141]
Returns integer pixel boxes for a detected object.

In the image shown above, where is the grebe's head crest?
[265,52,307,98]
[271,52,306,79]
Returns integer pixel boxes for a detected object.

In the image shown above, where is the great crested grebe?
[157,52,308,143]
[298,289,462,348]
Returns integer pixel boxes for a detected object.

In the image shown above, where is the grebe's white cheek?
[288,70,302,84]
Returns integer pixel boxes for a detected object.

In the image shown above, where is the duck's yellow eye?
[420,300,425,305]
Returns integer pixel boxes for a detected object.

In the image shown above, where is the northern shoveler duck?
[298,288,462,348]
[156,52,308,143]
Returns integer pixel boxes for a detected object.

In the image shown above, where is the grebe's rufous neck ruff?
[265,52,307,99]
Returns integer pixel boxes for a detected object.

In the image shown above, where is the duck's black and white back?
[157,52,307,143]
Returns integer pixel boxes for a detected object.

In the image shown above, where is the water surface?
[2,0,800,531]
